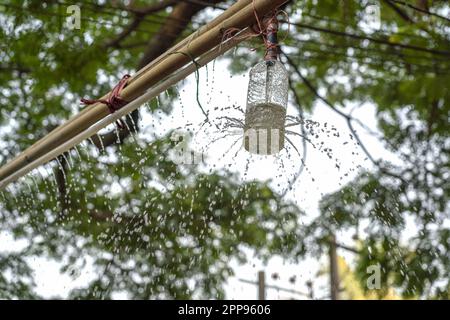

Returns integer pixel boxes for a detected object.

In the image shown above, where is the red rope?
[81,74,131,128]
[221,1,283,61]
[262,14,279,61]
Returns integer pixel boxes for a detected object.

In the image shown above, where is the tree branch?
[0,64,31,75]
[282,51,408,184]
[103,17,144,49]
[137,0,224,69]
[102,0,181,49]
[388,0,450,23]
[97,0,179,15]
[335,242,360,254]
[383,0,415,23]
[383,0,440,39]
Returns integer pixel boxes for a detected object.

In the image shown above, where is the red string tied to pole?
[221,2,286,61]
[263,15,280,61]
[81,74,131,129]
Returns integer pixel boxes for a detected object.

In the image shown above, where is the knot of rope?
[221,0,288,62]
[81,74,131,129]
[260,14,280,61]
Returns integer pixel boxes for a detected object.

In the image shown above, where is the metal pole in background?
[329,234,340,300]
[258,271,266,300]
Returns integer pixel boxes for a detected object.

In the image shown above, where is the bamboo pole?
[6,0,254,162]
[33,0,254,143]
[0,0,289,182]
[0,35,246,190]
[132,0,254,80]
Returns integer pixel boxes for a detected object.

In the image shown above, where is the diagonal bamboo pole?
[0,34,246,190]
[0,0,289,182]
[131,0,254,80]
[10,0,255,156]
[42,0,255,132]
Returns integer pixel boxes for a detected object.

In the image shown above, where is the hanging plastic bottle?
[244,15,288,155]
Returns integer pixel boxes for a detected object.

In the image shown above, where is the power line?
[287,52,449,75]
[299,11,436,42]
[54,0,214,43]
[387,0,450,23]
[5,1,447,59]
[65,1,198,31]
[238,278,309,298]
[59,0,207,27]
[286,21,450,57]
[59,0,198,39]
[0,2,182,39]
[3,2,447,73]
[282,38,450,74]
[301,2,450,27]
[281,41,450,76]
[0,1,204,36]
[292,37,449,63]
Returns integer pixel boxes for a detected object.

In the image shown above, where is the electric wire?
[387,0,450,23]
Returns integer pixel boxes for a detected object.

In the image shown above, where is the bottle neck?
[264,17,279,62]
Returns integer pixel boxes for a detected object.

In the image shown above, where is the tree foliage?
[0,0,449,299]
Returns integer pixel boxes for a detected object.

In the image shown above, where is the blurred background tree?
[0,0,448,299]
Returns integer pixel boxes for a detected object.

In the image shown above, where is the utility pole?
[258,271,266,300]
[306,280,314,300]
[239,271,309,300]
[329,233,340,300]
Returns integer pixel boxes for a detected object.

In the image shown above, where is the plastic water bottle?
[244,60,288,155]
